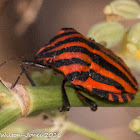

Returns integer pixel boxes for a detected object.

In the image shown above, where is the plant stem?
[26,85,140,116]
[0,81,22,130]
[0,79,140,129]
[66,121,109,140]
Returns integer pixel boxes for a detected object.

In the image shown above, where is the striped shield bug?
[12,28,139,111]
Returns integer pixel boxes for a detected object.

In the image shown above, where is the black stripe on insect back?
[49,31,79,44]
[42,46,91,58]
[61,28,75,30]
[49,37,100,51]
[112,94,119,102]
[92,53,137,91]
[55,37,99,50]
[35,45,56,60]
[53,58,90,68]
[121,95,128,102]
[66,71,89,82]
[43,46,56,52]
[92,88,109,99]
[89,69,126,92]
[128,93,134,100]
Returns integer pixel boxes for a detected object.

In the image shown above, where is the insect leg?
[11,63,36,88]
[0,56,24,67]
[20,63,36,86]
[11,61,49,88]
[76,90,98,111]
[60,78,70,112]
[11,71,24,88]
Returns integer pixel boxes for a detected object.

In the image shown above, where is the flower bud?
[87,22,125,48]
[104,0,140,21]
[130,116,140,134]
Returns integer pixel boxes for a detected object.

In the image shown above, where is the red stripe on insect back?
[54,52,92,64]
[113,94,124,102]
[35,57,52,62]
[55,29,75,36]
[50,34,83,46]
[57,64,89,76]
[36,44,51,55]
[97,43,123,63]
[90,62,137,94]
[92,49,138,89]
[47,42,93,54]
[125,94,132,102]
[108,93,114,101]
[79,77,122,93]
[72,79,84,85]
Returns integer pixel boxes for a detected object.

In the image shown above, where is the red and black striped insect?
[13,28,139,111]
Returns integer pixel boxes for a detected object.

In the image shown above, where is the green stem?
[26,84,140,116]
[44,116,109,140]
[0,82,22,130]
[66,121,109,140]
[0,79,140,129]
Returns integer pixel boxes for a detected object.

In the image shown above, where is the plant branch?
[66,121,109,140]
[0,78,139,130]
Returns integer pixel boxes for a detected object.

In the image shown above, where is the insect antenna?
[0,56,24,67]
[0,52,36,67]
[0,54,36,88]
